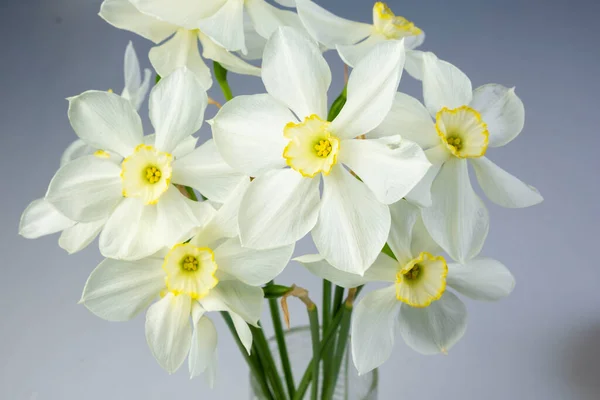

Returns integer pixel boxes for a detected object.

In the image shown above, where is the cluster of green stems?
[181,62,362,399]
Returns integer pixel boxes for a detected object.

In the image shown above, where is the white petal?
[99,198,163,260]
[131,0,224,28]
[201,280,263,325]
[149,29,213,90]
[123,41,142,94]
[211,94,292,176]
[229,312,253,354]
[197,293,254,354]
[150,67,208,153]
[214,237,294,286]
[245,0,306,42]
[410,216,442,257]
[339,135,431,205]
[422,52,473,115]
[99,0,177,44]
[172,139,247,203]
[404,33,425,51]
[367,92,439,149]
[404,49,425,80]
[155,186,203,246]
[68,91,143,157]
[447,258,515,301]
[470,84,525,148]
[59,219,106,254]
[191,179,251,246]
[262,26,331,119]
[421,157,489,263]
[273,0,295,6]
[239,12,267,60]
[239,168,320,249]
[197,0,246,53]
[387,200,419,265]
[46,156,122,222]
[331,40,405,140]
[296,252,397,288]
[81,258,165,321]
[122,41,151,111]
[336,34,385,68]
[295,0,372,48]
[471,156,543,208]
[171,135,198,159]
[312,166,390,275]
[19,199,74,239]
[403,145,450,208]
[59,139,95,167]
[398,291,467,355]
[145,293,193,374]
[198,33,261,77]
[189,314,218,378]
[351,286,399,375]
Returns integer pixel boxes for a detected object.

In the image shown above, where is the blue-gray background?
[1,0,599,399]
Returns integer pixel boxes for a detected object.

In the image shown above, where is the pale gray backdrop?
[1,0,599,399]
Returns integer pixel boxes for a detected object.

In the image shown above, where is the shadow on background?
[564,323,600,400]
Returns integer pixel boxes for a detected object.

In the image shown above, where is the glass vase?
[249,326,378,400]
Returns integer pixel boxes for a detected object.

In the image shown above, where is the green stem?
[321,280,334,397]
[307,305,320,400]
[213,61,233,101]
[293,286,363,400]
[293,310,342,400]
[251,325,288,400]
[324,302,353,400]
[332,286,345,314]
[322,285,345,397]
[267,284,296,398]
[221,312,273,400]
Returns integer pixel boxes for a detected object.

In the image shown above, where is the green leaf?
[327,85,347,122]
[263,284,293,299]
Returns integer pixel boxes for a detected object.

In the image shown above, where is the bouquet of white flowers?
[19,1,543,399]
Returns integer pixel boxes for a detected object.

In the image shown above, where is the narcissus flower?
[296,0,425,75]
[99,0,261,89]
[19,41,160,254]
[297,200,515,375]
[369,52,543,263]
[80,190,294,382]
[212,27,431,275]
[44,68,246,260]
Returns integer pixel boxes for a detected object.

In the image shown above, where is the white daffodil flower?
[99,0,261,89]
[19,41,159,254]
[369,52,543,263]
[60,41,152,167]
[296,0,425,76]
[211,27,431,275]
[297,200,515,375]
[19,134,198,254]
[80,190,294,382]
[43,68,247,260]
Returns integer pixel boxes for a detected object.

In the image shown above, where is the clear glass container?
[249,326,378,399]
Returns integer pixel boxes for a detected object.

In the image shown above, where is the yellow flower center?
[181,255,199,271]
[395,252,448,308]
[145,166,162,184]
[314,139,333,157]
[435,106,489,159]
[283,115,340,178]
[162,243,219,300]
[373,2,422,40]
[121,144,173,205]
